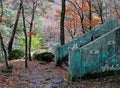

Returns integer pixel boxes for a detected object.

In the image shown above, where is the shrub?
[33,51,54,62]
[8,49,24,60]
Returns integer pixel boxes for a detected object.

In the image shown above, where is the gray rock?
[30,79,44,83]
[46,69,52,72]
[18,73,28,81]
[29,70,39,75]
[28,84,43,88]
[30,74,44,83]
[61,82,69,88]
[16,82,27,88]
[44,84,53,88]
[33,74,43,79]
[52,84,59,88]
[51,77,64,84]
[45,76,53,81]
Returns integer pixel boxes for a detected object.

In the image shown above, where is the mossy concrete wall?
[68,26,120,79]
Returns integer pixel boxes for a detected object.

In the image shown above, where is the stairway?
[54,17,119,79]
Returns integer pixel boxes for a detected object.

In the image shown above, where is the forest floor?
[0,59,120,88]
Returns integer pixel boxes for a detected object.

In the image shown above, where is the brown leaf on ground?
[0,59,120,88]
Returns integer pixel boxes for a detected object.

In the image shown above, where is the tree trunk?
[28,1,37,61]
[0,0,9,69]
[80,14,85,33]
[100,9,103,24]
[0,0,3,22]
[97,0,103,24]
[60,0,66,45]
[0,33,9,69]
[68,0,85,34]
[22,5,28,68]
[8,0,23,54]
[88,0,92,30]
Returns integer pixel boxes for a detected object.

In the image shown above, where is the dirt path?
[0,59,120,88]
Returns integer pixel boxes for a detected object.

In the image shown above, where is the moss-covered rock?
[33,51,54,62]
[8,49,24,60]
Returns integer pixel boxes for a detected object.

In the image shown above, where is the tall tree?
[97,0,103,23]
[87,0,92,30]
[67,0,86,34]
[21,2,28,68]
[65,0,101,37]
[0,0,3,22]
[0,0,9,69]
[55,0,101,39]
[60,0,66,45]
[28,0,38,61]
[0,33,9,68]
[8,0,23,54]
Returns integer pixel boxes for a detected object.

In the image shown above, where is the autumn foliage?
[28,31,37,36]
[55,0,101,38]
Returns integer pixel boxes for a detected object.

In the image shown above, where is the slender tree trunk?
[0,0,3,22]
[97,0,103,24]
[22,5,28,68]
[100,9,103,24]
[0,33,9,69]
[60,0,66,45]
[28,34,32,61]
[88,0,92,30]
[0,0,9,69]
[73,23,76,36]
[28,1,37,61]
[81,0,85,33]
[68,0,85,34]
[80,13,85,33]
[8,0,23,54]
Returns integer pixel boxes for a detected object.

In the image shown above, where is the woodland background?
[0,0,120,67]
[0,0,120,87]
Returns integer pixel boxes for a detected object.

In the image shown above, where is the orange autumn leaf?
[83,17,101,27]
[2,17,7,21]
[28,32,37,36]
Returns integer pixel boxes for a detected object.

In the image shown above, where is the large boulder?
[33,51,54,62]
